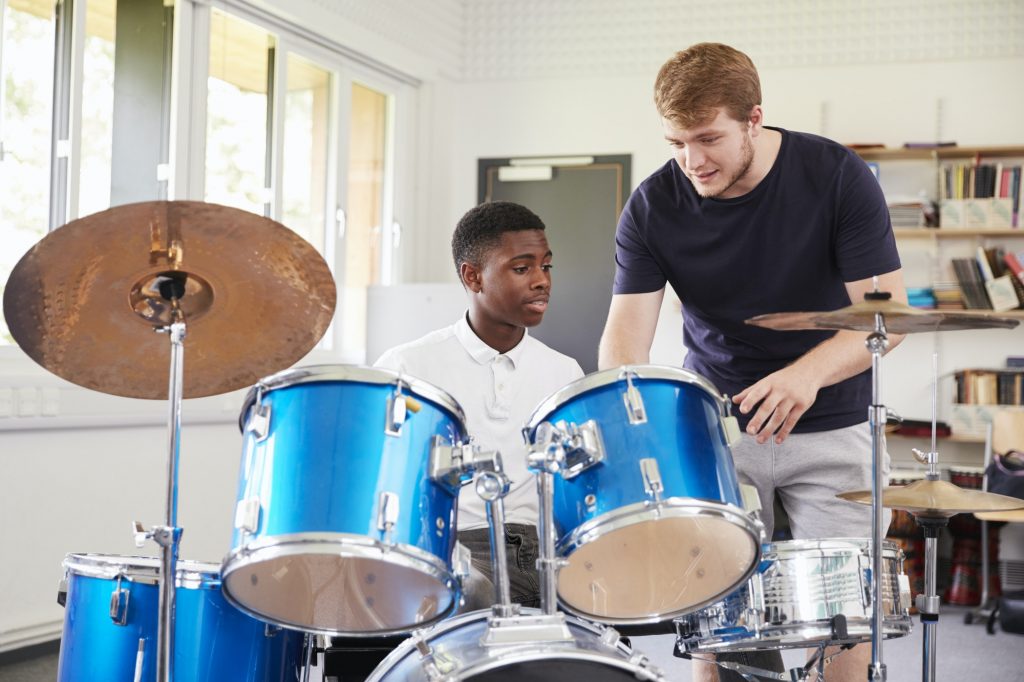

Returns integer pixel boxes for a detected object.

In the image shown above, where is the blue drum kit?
[6,202,1024,682]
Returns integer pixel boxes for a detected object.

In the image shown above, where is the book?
[985,275,1021,312]
[951,258,991,309]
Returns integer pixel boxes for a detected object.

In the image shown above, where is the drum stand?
[131,292,189,682]
[864,294,893,682]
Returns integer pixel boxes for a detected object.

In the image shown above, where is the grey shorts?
[730,422,891,540]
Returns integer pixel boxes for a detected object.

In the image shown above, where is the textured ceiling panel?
[461,0,1024,81]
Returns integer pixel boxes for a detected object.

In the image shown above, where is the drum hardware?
[110,574,130,625]
[386,380,423,435]
[623,371,648,424]
[748,283,1022,682]
[376,491,401,548]
[640,458,664,503]
[835,357,1024,682]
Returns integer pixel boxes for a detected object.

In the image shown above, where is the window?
[281,54,330,256]
[204,10,272,216]
[340,82,393,357]
[76,0,116,218]
[1,0,56,344]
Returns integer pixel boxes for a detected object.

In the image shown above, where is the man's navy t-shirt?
[613,127,901,433]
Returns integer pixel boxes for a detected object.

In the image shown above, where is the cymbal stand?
[131,290,188,682]
[865,293,891,682]
[909,353,946,682]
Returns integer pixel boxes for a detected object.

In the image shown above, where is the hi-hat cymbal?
[838,479,1024,517]
[3,201,336,399]
[747,298,1020,334]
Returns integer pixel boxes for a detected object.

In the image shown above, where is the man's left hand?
[732,365,822,444]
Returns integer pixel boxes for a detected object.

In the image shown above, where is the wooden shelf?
[888,431,985,444]
[894,228,1024,238]
[854,146,1024,161]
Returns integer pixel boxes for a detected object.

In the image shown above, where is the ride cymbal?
[838,479,1024,518]
[3,201,336,399]
[747,299,1019,334]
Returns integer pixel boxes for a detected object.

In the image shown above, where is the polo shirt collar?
[454,313,528,368]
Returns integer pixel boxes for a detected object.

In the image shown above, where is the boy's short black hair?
[451,201,546,277]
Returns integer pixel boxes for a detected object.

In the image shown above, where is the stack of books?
[950,247,1024,311]
[887,195,934,228]
[932,282,965,310]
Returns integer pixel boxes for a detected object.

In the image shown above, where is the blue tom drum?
[57,553,304,682]
[525,365,763,625]
[222,365,468,636]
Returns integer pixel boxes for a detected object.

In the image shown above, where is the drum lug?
[234,497,262,535]
[376,491,400,547]
[412,634,447,681]
[246,403,272,442]
[721,415,743,447]
[385,390,407,435]
[109,574,130,626]
[640,457,664,503]
[56,577,68,607]
[622,373,647,425]
[453,542,472,581]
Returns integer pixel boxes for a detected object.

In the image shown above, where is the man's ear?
[461,261,483,293]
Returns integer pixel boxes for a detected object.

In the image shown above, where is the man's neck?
[466,312,525,355]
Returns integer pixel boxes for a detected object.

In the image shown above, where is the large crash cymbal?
[3,201,336,399]
[747,298,1019,334]
[838,479,1024,518]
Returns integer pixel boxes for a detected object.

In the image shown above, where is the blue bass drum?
[525,365,762,625]
[222,365,468,636]
[57,553,304,682]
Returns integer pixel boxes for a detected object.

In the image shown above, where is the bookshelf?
[853,146,1024,466]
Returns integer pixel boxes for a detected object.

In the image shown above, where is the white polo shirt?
[374,314,584,529]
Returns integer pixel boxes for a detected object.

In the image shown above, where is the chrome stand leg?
[916,518,946,682]
[866,325,889,682]
[156,320,186,682]
[477,471,515,616]
[536,470,560,616]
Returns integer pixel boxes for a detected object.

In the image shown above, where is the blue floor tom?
[57,553,304,682]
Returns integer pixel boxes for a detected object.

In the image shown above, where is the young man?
[375,200,583,610]
[598,43,906,681]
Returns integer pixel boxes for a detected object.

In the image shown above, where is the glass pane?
[205,10,272,215]
[1,0,56,345]
[77,0,116,218]
[282,53,329,255]
[342,82,390,356]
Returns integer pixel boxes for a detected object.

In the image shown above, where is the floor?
[4,604,1022,681]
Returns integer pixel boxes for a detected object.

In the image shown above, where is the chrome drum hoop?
[221,533,459,637]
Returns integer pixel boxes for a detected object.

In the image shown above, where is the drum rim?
[555,498,763,625]
[525,364,729,432]
[762,537,901,560]
[62,552,221,588]
[677,615,914,653]
[249,364,468,425]
[365,608,664,682]
[220,532,459,637]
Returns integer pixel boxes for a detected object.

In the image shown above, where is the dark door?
[478,155,630,373]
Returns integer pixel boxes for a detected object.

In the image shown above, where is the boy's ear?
[461,261,483,293]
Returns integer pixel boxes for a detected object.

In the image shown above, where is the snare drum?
[365,608,666,681]
[675,538,913,653]
[57,553,303,682]
[525,365,762,625]
[222,365,468,636]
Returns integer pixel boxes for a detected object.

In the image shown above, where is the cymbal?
[975,508,1024,523]
[3,201,336,399]
[838,479,1024,517]
[747,298,1020,334]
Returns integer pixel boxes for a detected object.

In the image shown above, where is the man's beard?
[695,134,755,199]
